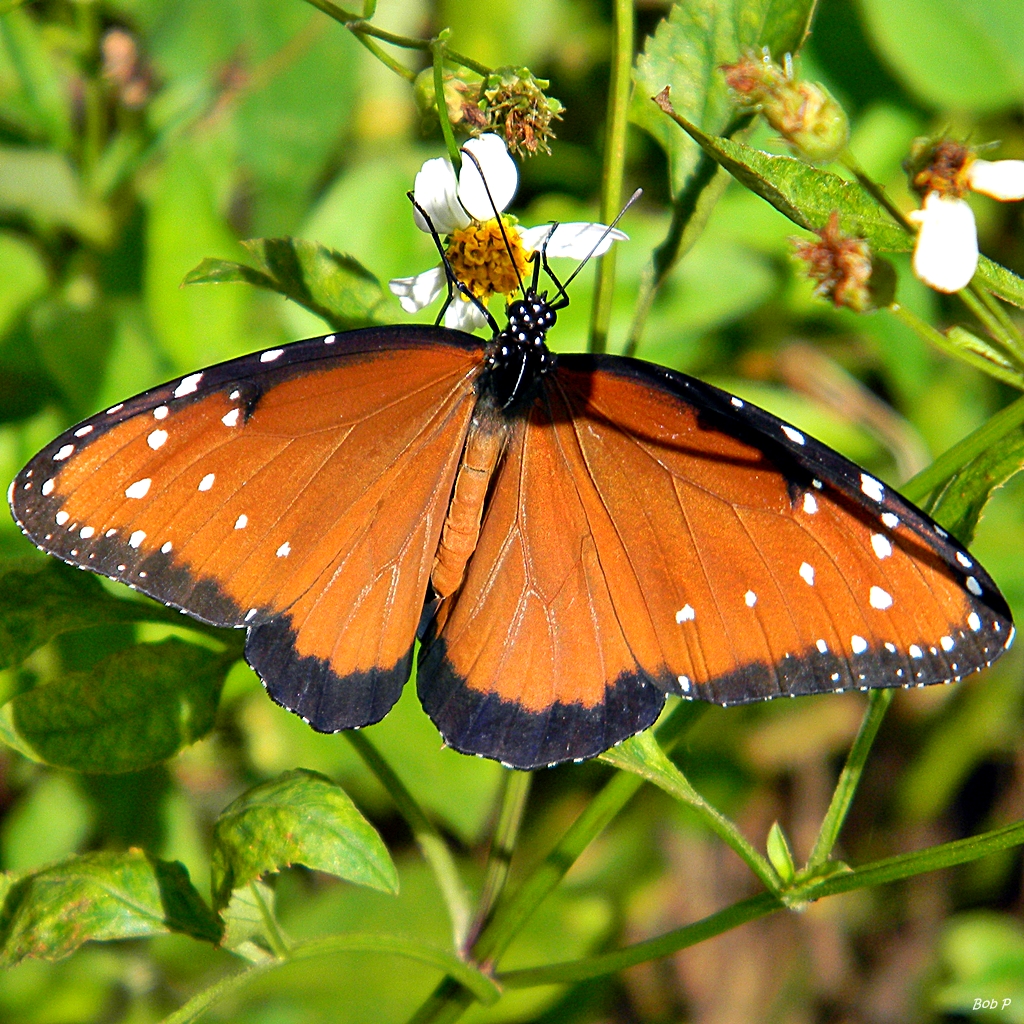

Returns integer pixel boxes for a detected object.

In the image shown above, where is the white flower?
[908,157,1024,294]
[389,133,627,332]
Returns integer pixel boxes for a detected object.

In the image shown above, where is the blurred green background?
[1,0,1023,1021]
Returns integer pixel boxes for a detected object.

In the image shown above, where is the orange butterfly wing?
[418,356,1013,769]
[11,328,483,730]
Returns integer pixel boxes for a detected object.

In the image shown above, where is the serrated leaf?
[219,879,278,963]
[0,559,166,671]
[184,237,389,331]
[0,849,221,967]
[210,769,397,910]
[929,427,1024,547]
[0,639,231,772]
[631,0,817,194]
[654,101,911,251]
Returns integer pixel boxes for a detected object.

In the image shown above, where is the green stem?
[76,0,104,178]
[160,932,500,1024]
[345,731,472,948]
[973,281,1024,349]
[841,151,915,234]
[351,29,416,80]
[886,303,1024,391]
[961,284,1024,364]
[899,391,1024,505]
[249,881,290,957]
[588,0,633,355]
[497,816,1024,990]
[466,770,532,950]
[806,689,893,870]
[432,36,462,171]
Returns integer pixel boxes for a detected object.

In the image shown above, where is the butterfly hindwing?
[11,327,484,730]
[418,354,1013,769]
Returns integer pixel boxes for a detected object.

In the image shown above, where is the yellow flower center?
[445,219,529,303]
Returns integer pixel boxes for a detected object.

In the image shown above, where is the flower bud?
[723,54,849,163]
[904,137,973,199]
[413,67,487,134]
[478,67,564,156]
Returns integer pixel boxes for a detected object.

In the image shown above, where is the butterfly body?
[8,317,1015,769]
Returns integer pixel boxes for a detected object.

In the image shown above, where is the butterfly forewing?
[11,327,484,729]
[419,355,1013,769]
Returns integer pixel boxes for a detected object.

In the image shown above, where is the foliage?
[1,1,1024,1023]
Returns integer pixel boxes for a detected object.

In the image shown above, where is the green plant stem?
[973,280,1024,348]
[588,0,633,355]
[405,702,705,1024]
[806,689,893,870]
[886,303,1024,392]
[840,151,914,233]
[351,29,416,80]
[249,882,290,957]
[466,770,532,950]
[497,816,1024,990]
[345,731,471,948]
[160,932,500,1024]
[899,391,1024,505]
[432,36,462,171]
[77,0,104,178]
[961,284,1024,364]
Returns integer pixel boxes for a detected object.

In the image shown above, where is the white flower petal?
[967,158,1024,201]
[412,157,469,233]
[519,222,628,259]
[458,134,518,221]
[389,267,445,312]
[908,192,978,294]
[445,296,489,332]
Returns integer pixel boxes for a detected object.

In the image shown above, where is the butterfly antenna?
[459,145,526,298]
[407,191,500,335]
[558,187,643,293]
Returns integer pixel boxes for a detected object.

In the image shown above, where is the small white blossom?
[967,159,1024,202]
[389,134,626,331]
[908,192,980,294]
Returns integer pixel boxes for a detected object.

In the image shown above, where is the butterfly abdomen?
[431,410,509,599]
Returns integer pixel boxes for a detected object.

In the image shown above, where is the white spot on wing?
[42,479,55,496]
[125,478,151,499]
[816,639,828,653]
[173,372,203,398]
[871,533,892,559]
[324,335,336,345]
[940,635,954,651]
[129,530,146,548]
[161,541,172,554]
[260,349,284,362]
[956,551,973,568]
[54,444,74,461]
[106,403,123,414]
[869,586,893,610]
[860,473,884,501]
[222,408,240,427]
[966,576,982,596]
[678,675,691,693]
[851,635,868,654]
[744,590,757,607]
[935,524,948,538]
[675,604,695,623]
[198,473,215,492]
[80,526,94,539]
[881,512,899,529]
[276,541,291,557]
[802,492,818,514]
[74,425,93,437]
[153,406,169,420]
[968,612,981,632]
[234,514,248,530]
[105,528,116,537]
[782,425,805,445]
[245,608,258,621]
[885,642,896,653]
[56,511,69,525]
[148,429,168,450]
[730,396,744,408]
[799,562,815,585]
[909,644,923,659]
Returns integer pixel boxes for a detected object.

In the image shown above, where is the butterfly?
[7,223,1016,769]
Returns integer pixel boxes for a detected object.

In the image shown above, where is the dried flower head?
[793,212,889,312]
[478,67,564,156]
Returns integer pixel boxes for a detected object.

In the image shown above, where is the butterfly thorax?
[480,290,557,417]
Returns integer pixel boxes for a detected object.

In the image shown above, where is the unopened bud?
[479,66,564,156]
[723,53,849,163]
[905,137,973,199]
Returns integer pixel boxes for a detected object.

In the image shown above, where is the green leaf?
[0,560,167,671]
[184,237,389,332]
[0,849,221,967]
[858,0,1024,113]
[210,769,398,910]
[0,639,231,773]
[652,101,911,251]
[976,256,1024,311]
[0,147,109,243]
[927,425,1024,547]
[631,0,818,194]
[219,880,279,964]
